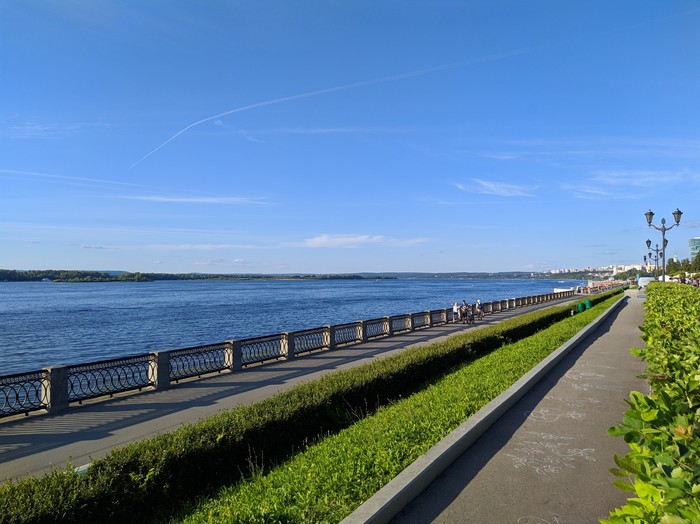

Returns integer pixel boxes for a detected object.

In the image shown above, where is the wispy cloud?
[75,242,262,252]
[562,168,700,200]
[591,169,700,187]
[302,234,385,248]
[561,184,615,200]
[193,257,249,267]
[4,121,105,139]
[80,244,116,250]
[148,243,260,251]
[265,126,416,135]
[457,179,537,197]
[130,49,531,168]
[0,169,145,189]
[127,195,271,205]
[474,137,700,162]
[295,234,427,248]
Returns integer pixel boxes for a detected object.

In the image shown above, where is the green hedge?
[0,289,621,524]
[177,294,623,523]
[604,283,700,523]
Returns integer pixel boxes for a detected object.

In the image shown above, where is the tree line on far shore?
[0,269,393,283]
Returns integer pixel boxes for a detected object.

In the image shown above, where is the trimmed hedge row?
[0,289,621,524]
[178,294,624,523]
[604,283,700,523]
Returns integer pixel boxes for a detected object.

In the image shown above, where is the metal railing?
[0,370,48,416]
[0,289,576,418]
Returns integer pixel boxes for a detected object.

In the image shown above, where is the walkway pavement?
[347,292,646,523]
[0,297,577,481]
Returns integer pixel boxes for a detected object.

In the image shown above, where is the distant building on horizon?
[690,237,700,261]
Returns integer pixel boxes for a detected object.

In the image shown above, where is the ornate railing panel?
[170,342,230,381]
[365,318,388,339]
[292,328,329,355]
[0,370,48,417]
[412,312,429,329]
[334,322,362,345]
[241,334,285,366]
[430,310,445,325]
[67,354,154,403]
[390,314,411,334]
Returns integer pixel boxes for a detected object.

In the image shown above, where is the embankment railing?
[0,290,576,418]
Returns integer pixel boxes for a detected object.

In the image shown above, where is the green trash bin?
[577,302,585,313]
[585,299,592,309]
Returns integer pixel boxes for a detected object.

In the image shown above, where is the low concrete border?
[342,295,627,524]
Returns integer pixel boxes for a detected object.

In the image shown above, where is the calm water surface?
[0,278,582,375]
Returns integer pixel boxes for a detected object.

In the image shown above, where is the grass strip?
[172,295,621,523]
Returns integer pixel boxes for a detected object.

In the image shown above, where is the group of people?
[451,299,484,324]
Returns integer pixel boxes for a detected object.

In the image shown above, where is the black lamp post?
[646,239,666,280]
[645,208,682,282]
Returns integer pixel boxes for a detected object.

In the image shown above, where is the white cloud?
[297,234,428,249]
[0,169,144,188]
[592,169,700,187]
[148,243,259,251]
[460,179,537,197]
[128,195,270,205]
[5,121,105,139]
[561,185,614,200]
[302,234,385,248]
[80,244,115,250]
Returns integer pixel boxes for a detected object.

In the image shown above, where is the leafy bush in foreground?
[604,283,700,524]
[0,289,622,524]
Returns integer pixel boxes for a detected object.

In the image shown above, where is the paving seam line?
[342,295,628,524]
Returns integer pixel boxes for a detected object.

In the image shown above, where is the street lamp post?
[645,208,682,282]
[646,239,666,280]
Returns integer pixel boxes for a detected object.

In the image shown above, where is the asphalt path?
[379,293,647,524]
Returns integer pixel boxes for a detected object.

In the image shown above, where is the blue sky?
[2,1,699,274]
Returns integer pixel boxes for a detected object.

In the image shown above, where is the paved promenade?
[0,297,576,481]
[348,292,646,524]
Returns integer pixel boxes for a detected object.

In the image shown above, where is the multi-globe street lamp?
[645,208,682,282]
[645,239,665,279]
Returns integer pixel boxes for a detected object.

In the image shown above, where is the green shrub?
[604,283,700,523]
[175,295,622,523]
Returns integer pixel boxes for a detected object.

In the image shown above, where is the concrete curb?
[341,295,627,524]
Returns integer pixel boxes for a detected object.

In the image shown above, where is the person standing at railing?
[460,300,472,324]
[475,299,484,320]
[452,302,460,323]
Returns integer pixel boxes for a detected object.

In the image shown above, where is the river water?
[0,278,583,375]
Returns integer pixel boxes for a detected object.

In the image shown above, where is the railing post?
[284,332,296,360]
[386,316,393,336]
[230,340,243,370]
[327,325,336,350]
[152,351,171,391]
[360,321,368,342]
[46,365,68,414]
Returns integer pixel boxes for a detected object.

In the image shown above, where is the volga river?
[0,278,583,376]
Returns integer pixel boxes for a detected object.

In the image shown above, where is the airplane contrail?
[129,49,530,169]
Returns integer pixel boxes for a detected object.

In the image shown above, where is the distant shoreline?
[0,268,607,283]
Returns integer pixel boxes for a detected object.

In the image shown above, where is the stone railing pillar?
[230,340,243,370]
[327,325,336,350]
[284,332,296,360]
[46,365,68,414]
[152,351,171,391]
[360,321,368,342]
